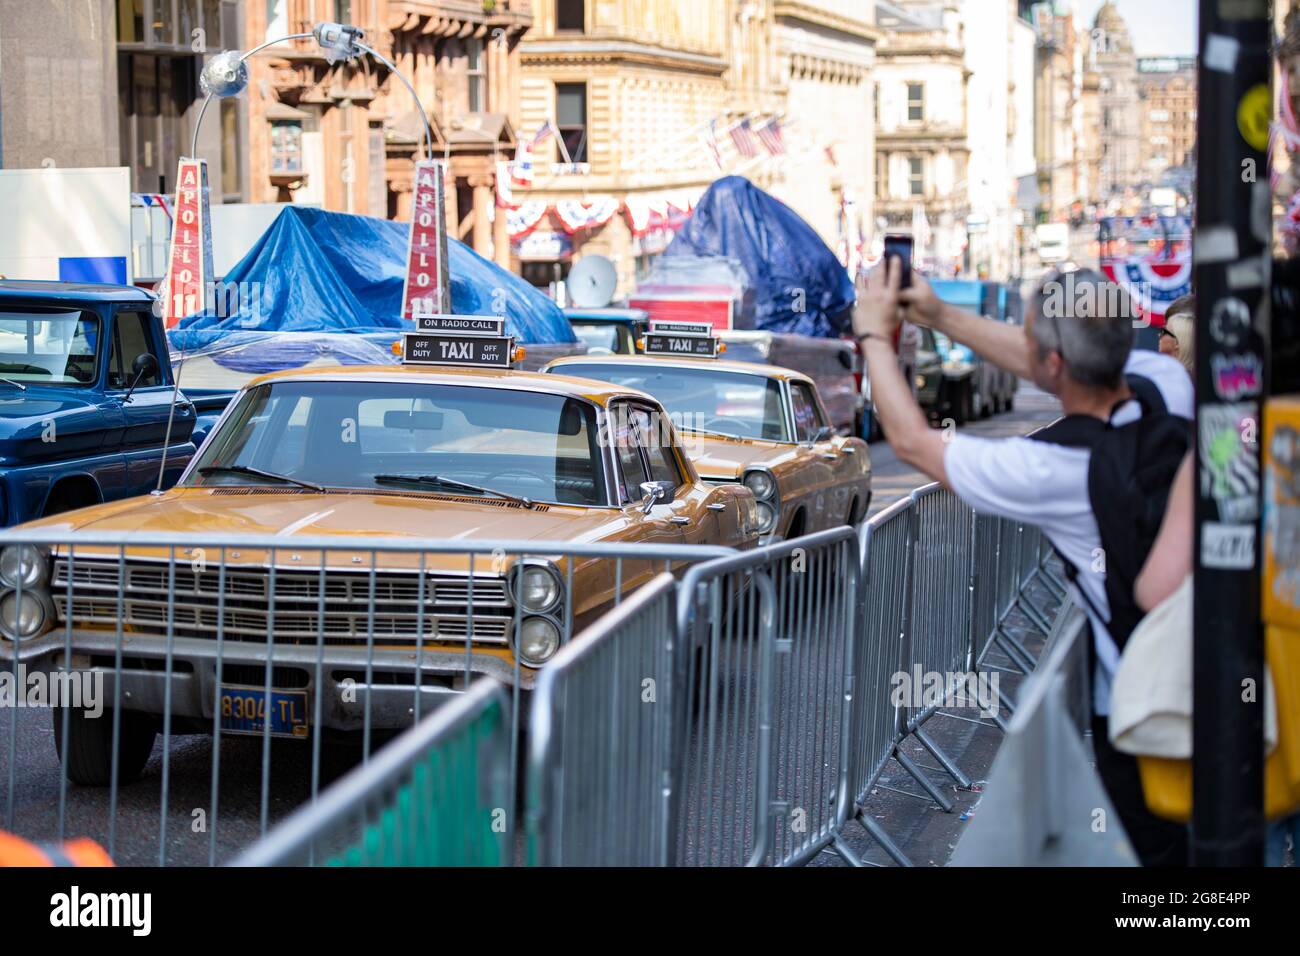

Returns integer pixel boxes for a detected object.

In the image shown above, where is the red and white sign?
[400,160,450,321]
[162,158,214,329]
[628,291,735,332]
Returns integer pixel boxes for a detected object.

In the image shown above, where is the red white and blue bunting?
[553,197,621,234]
[506,201,549,240]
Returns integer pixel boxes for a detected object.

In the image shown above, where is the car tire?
[53,705,157,787]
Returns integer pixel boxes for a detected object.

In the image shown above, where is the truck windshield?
[188,380,609,507]
[563,364,790,442]
[0,310,99,385]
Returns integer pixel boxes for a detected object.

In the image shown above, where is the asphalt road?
[0,382,1062,866]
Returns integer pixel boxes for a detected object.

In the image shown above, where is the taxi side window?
[612,407,649,504]
[791,383,822,442]
[631,407,684,489]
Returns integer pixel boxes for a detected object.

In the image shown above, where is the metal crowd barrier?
[526,574,678,866]
[0,530,730,865]
[233,679,511,866]
[2,498,1066,867]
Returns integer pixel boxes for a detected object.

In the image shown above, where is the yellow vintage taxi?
[544,325,872,543]
[0,325,758,780]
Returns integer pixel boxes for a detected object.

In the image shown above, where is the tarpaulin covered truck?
[624,177,863,434]
[168,206,583,387]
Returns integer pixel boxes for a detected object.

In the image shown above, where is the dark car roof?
[0,280,153,303]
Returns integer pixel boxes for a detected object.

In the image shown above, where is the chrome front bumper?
[1,630,530,732]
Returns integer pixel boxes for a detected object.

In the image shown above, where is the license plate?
[219,685,309,739]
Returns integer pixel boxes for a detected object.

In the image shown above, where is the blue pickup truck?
[0,281,233,526]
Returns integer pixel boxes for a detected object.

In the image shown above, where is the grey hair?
[1030,268,1135,387]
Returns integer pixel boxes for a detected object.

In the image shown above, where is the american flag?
[730,118,758,158]
[532,119,557,147]
[756,118,785,156]
[704,119,723,170]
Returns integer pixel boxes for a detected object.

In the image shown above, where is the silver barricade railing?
[0,529,730,866]
[669,527,858,867]
[669,546,780,866]
[232,679,511,866]
[835,498,914,866]
[905,484,976,730]
[762,528,859,867]
[526,574,678,866]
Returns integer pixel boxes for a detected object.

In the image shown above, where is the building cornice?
[520,38,728,76]
[773,2,881,44]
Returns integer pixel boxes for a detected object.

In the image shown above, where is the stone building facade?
[512,1,877,295]
[874,1,969,273]
[1136,55,1197,177]
[242,0,532,266]
[1086,0,1140,203]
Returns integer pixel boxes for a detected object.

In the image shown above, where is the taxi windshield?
[0,309,99,385]
[562,363,789,442]
[188,380,609,506]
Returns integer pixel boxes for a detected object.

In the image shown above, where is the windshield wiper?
[197,464,326,492]
[0,377,26,391]
[373,473,535,509]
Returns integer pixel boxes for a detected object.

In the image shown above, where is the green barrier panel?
[234,680,511,867]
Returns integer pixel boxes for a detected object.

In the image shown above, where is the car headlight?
[511,562,562,614]
[517,616,561,667]
[0,589,48,639]
[0,545,49,589]
[755,500,778,535]
[744,471,775,501]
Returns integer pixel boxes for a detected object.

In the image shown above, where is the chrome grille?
[52,558,513,646]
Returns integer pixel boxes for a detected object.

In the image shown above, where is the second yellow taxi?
[545,321,872,543]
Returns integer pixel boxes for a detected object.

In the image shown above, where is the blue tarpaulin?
[169,206,576,356]
[662,176,855,338]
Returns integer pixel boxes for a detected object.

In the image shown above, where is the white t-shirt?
[944,350,1193,714]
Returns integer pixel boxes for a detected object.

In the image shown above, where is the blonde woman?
[1161,295,1195,377]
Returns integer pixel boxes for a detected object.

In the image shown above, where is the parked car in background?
[564,308,863,436]
[546,325,870,544]
[923,280,1019,422]
[0,281,233,526]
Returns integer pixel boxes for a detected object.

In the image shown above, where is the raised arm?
[899,276,1037,382]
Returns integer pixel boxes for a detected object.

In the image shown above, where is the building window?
[557,82,588,164]
[335,0,352,23]
[906,83,924,122]
[908,156,924,197]
[872,83,879,126]
[557,0,585,32]
[220,97,243,200]
[271,120,304,175]
[876,153,886,198]
[467,37,486,113]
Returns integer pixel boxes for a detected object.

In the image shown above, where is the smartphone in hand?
[883,234,914,289]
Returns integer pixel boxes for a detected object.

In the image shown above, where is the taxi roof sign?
[648,320,713,337]
[403,314,516,368]
[642,320,721,358]
[415,314,506,337]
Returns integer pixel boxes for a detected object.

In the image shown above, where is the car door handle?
[820,452,839,461]
[706,503,726,512]
[669,516,692,525]
[841,446,856,455]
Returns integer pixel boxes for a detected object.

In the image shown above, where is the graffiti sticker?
[1199,402,1260,523]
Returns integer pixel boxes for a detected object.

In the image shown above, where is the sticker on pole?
[161,158,214,329]
[401,160,451,321]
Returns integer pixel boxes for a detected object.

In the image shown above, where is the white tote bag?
[1109,575,1277,758]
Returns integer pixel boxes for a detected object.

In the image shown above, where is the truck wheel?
[52,705,157,787]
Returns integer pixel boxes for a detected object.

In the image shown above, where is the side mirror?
[122,352,159,403]
[639,479,676,514]
[813,425,835,443]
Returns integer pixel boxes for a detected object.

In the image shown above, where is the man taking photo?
[854,259,1193,866]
